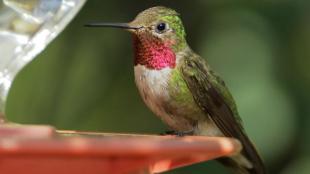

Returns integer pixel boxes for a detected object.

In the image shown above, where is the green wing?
[180,54,245,138]
[180,53,266,173]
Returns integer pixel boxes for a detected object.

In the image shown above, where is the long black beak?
[84,22,141,30]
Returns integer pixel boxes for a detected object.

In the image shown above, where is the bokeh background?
[5,1,310,173]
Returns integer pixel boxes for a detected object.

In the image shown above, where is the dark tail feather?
[239,132,266,174]
[218,134,267,174]
[218,157,249,174]
[218,157,263,174]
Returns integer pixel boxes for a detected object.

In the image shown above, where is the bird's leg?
[160,130,177,135]
[161,129,194,137]
[175,129,195,137]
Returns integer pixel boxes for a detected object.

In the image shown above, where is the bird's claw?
[160,130,194,137]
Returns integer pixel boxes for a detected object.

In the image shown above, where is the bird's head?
[86,6,188,70]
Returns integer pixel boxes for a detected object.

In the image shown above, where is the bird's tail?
[218,156,262,174]
[218,133,266,174]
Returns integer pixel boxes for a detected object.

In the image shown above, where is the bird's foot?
[160,130,176,135]
[161,130,194,137]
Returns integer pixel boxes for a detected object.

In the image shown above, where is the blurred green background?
[5,1,310,173]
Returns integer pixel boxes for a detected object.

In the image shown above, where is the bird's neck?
[133,35,177,70]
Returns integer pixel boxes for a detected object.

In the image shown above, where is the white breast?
[134,65,225,134]
[135,65,171,96]
[134,65,173,121]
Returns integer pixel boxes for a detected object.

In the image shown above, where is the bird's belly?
[134,65,203,131]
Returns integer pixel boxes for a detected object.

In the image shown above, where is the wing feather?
[180,54,265,173]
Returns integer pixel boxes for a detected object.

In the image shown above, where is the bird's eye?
[155,23,167,33]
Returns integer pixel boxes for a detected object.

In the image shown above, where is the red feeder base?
[0,125,241,174]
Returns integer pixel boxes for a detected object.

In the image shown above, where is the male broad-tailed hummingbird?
[86,6,266,174]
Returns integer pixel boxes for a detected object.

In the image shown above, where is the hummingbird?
[86,6,266,174]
